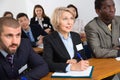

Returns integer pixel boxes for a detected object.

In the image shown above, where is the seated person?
[3,11,13,18]
[0,17,49,80]
[67,4,86,41]
[16,13,47,47]
[30,4,54,34]
[43,7,89,72]
[85,0,120,79]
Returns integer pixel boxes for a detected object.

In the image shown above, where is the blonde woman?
[43,7,89,72]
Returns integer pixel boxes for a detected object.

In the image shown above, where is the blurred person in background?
[30,4,54,34]
[3,11,13,18]
[67,4,85,41]
[17,13,47,47]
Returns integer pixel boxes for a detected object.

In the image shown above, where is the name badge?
[76,43,83,51]
[43,24,48,27]
[18,64,28,74]
[119,38,120,43]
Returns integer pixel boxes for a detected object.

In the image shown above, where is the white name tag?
[18,64,28,74]
[76,43,83,51]
[43,24,48,27]
[119,38,120,43]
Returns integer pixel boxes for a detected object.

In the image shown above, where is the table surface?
[41,58,120,80]
[33,47,43,53]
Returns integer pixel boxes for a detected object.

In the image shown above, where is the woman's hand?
[70,60,89,71]
[66,59,77,64]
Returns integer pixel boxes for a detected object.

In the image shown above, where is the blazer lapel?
[96,18,112,36]
[53,32,70,59]
[111,19,120,44]
[70,33,79,58]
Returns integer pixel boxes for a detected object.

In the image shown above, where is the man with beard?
[85,0,120,79]
[0,17,49,80]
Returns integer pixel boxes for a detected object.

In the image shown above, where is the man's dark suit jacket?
[0,38,49,80]
[43,31,87,72]
[21,24,47,47]
[30,17,54,32]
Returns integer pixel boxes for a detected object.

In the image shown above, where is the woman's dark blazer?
[43,31,87,72]
[30,17,54,32]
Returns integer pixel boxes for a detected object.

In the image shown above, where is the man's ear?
[95,9,100,15]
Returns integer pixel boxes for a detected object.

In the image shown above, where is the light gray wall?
[0,0,120,25]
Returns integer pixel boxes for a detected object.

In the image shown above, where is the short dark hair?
[67,4,78,18]
[0,17,20,34]
[16,13,29,20]
[3,11,13,18]
[95,0,106,9]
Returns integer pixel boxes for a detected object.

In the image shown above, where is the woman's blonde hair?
[51,7,74,31]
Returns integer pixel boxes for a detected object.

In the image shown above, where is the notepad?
[51,66,93,78]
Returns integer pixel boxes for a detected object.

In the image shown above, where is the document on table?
[115,57,120,61]
[51,66,93,78]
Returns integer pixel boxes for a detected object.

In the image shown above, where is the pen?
[77,53,83,60]
[21,76,27,80]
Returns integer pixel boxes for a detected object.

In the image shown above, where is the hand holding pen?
[66,59,77,64]
[70,52,89,71]
[70,60,89,71]
[66,53,83,64]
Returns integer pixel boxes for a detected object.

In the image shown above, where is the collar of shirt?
[24,27,35,42]
[23,27,31,33]
[108,24,112,31]
[58,32,71,40]
[58,32,74,59]
[0,49,14,58]
[35,17,44,21]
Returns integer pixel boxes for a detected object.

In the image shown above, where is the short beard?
[0,38,18,54]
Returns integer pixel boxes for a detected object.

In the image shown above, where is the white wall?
[0,0,120,25]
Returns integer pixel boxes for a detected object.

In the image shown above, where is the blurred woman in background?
[67,4,86,41]
[30,4,54,34]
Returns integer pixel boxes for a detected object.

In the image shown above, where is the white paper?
[52,66,93,78]
[115,57,120,61]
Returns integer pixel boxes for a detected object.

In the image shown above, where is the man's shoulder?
[85,17,98,29]
[17,38,32,56]
[87,17,98,25]
[20,38,31,47]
